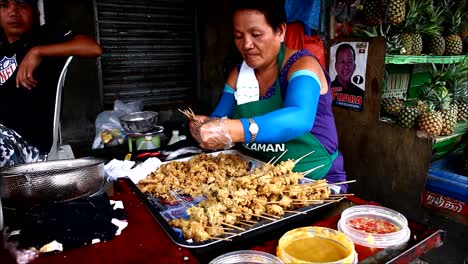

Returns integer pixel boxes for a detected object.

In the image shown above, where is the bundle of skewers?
[138,151,354,242]
[178,107,202,127]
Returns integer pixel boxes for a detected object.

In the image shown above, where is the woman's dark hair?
[230,0,286,32]
[335,43,356,62]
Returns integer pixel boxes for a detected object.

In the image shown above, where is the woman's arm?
[197,56,325,149]
[240,71,321,143]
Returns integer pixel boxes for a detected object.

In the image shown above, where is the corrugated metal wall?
[96,0,196,108]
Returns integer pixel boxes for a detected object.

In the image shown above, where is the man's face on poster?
[335,48,355,85]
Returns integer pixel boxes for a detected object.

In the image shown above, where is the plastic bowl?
[209,250,284,264]
[337,205,410,249]
[277,226,356,264]
[119,111,158,133]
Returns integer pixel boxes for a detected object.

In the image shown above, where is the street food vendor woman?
[190,0,348,192]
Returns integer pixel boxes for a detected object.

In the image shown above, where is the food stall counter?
[0,178,444,264]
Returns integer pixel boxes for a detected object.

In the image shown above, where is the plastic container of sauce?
[209,250,284,264]
[277,226,357,263]
[337,205,410,250]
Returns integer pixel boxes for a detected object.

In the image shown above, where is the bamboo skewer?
[330,193,355,197]
[284,210,306,215]
[293,199,341,203]
[240,219,257,224]
[301,164,326,176]
[223,232,240,236]
[204,225,233,231]
[178,108,202,127]
[267,156,276,164]
[250,213,276,221]
[294,150,315,164]
[210,237,232,241]
[292,202,323,205]
[236,219,256,226]
[235,221,253,227]
[272,149,289,165]
[262,212,281,219]
[327,180,357,186]
[221,222,245,231]
[283,210,307,214]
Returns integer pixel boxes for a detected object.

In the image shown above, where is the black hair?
[230,0,286,32]
[335,43,356,61]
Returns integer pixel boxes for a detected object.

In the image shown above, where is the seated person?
[0,0,102,167]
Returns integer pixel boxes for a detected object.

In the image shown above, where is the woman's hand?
[189,115,210,143]
[16,47,42,90]
[198,118,234,150]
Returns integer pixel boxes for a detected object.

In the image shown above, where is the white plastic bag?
[92,100,143,149]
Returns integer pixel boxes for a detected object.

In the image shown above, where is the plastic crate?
[426,150,468,202]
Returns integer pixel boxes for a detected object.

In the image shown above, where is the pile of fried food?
[137,153,347,242]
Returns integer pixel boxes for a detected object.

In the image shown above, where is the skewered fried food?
[143,153,338,242]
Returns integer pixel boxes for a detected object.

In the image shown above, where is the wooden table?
[0,178,444,264]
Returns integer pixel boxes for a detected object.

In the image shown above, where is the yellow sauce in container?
[277,227,356,264]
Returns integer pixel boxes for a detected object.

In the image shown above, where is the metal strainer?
[0,158,107,207]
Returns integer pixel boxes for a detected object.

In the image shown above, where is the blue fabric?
[242,75,321,143]
[289,70,321,85]
[285,0,321,35]
[210,84,235,118]
[223,83,235,94]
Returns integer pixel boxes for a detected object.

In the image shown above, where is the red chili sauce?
[347,216,400,234]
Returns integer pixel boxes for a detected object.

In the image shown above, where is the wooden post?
[331,37,433,220]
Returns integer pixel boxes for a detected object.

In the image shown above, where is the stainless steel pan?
[0,158,107,207]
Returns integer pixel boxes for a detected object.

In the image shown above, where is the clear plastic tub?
[276,226,357,263]
[209,250,284,264]
[337,205,410,248]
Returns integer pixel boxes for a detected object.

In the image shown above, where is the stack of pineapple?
[417,62,468,136]
[380,61,467,135]
[355,0,467,55]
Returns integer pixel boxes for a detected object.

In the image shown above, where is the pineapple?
[411,33,423,55]
[444,7,464,55]
[399,0,428,55]
[455,100,468,121]
[445,35,463,55]
[434,61,468,121]
[364,0,385,26]
[418,107,443,136]
[439,104,459,135]
[434,88,457,136]
[451,62,468,121]
[398,105,421,128]
[416,99,428,113]
[351,24,405,54]
[423,3,446,55]
[400,33,413,55]
[381,97,404,116]
[418,66,460,136]
[428,36,446,56]
[386,0,407,25]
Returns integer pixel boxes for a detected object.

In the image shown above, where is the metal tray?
[130,150,342,249]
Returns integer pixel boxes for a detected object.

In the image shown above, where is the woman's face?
[335,48,355,84]
[232,9,284,70]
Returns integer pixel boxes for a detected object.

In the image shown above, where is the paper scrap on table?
[104,157,162,183]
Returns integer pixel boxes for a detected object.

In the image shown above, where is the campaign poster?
[329,42,368,111]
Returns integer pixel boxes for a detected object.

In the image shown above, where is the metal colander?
[0,158,107,207]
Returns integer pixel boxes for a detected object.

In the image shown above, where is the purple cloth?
[261,49,347,191]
